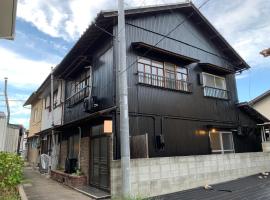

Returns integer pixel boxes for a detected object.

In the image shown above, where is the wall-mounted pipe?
[78,126,81,170]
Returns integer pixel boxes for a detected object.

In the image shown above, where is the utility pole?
[4,77,10,124]
[118,0,131,197]
[50,67,56,170]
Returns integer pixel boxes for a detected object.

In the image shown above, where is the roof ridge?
[250,89,270,105]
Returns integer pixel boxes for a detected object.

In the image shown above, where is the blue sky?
[0,0,269,128]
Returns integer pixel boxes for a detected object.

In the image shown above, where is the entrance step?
[74,185,110,199]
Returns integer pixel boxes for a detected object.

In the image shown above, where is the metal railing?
[138,72,192,92]
[203,86,229,100]
[65,86,89,108]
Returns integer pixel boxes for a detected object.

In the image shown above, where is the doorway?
[90,124,110,191]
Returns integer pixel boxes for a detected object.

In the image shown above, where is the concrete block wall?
[111,152,270,198]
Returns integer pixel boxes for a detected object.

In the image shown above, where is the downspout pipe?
[78,127,81,170]
[50,67,56,171]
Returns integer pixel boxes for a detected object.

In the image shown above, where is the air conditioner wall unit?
[83,96,99,113]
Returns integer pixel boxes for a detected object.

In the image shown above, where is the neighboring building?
[24,75,65,168]
[24,92,43,167]
[4,124,21,153]
[25,2,270,198]
[250,90,270,120]
[20,129,28,159]
[0,112,23,153]
[0,112,8,151]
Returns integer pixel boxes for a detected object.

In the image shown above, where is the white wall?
[41,81,65,131]
[111,152,270,198]
[252,95,270,120]
[0,116,7,151]
[4,126,19,153]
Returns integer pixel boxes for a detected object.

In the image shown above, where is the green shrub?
[0,152,23,198]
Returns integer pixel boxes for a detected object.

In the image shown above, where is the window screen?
[203,72,228,99]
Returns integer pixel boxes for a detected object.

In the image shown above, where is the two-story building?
[26,2,270,198]
[24,92,43,167]
[25,75,65,169]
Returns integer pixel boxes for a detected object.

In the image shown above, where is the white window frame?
[209,131,235,154]
[202,72,227,90]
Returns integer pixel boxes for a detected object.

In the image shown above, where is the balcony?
[138,72,192,92]
[65,86,89,108]
[203,86,229,100]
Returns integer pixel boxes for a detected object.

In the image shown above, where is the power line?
[97,0,212,92]
[0,100,26,102]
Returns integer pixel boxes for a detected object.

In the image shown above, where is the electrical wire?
[97,0,212,92]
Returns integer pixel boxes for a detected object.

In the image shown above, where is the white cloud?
[18,0,69,39]
[17,0,187,40]
[17,0,115,40]
[202,0,270,68]
[0,47,54,88]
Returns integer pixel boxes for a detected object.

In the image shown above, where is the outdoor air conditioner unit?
[83,96,99,113]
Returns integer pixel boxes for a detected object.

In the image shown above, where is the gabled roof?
[238,102,269,123]
[54,2,249,77]
[23,75,50,106]
[249,90,270,105]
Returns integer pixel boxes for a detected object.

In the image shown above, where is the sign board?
[0,0,17,40]
[104,120,112,133]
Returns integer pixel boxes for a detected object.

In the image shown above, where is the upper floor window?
[32,108,39,123]
[53,90,58,108]
[71,70,90,96]
[44,90,59,110]
[45,95,50,109]
[202,72,228,99]
[137,57,190,92]
[66,69,91,107]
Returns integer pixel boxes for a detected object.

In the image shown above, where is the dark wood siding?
[113,11,261,159]
[64,43,114,124]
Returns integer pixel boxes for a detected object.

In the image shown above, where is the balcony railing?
[65,86,89,108]
[203,86,229,100]
[138,72,192,92]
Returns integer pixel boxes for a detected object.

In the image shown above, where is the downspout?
[51,67,56,170]
[78,127,81,170]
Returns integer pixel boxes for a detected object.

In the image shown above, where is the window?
[68,134,79,159]
[31,137,39,149]
[209,131,234,154]
[66,69,91,107]
[45,95,51,109]
[70,70,90,96]
[137,57,190,92]
[53,90,58,108]
[202,72,228,99]
[33,108,39,122]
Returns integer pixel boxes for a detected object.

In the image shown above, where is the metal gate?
[90,125,110,191]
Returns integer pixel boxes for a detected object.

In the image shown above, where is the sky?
[0,0,269,128]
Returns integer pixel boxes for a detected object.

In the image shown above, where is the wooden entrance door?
[90,125,110,190]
